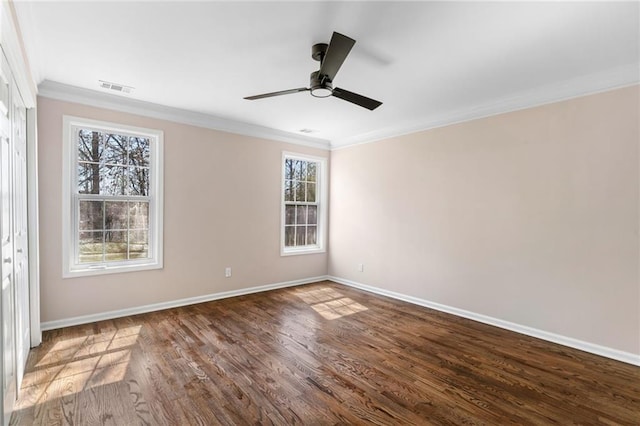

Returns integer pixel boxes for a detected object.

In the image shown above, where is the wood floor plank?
[10,281,640,425]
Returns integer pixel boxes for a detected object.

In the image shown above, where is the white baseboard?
[41,274,640,367]
[329,276,640,367]
[41,275,329,331]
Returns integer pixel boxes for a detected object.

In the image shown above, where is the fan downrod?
[311,43,332,97]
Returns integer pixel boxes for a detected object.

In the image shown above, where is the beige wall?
[38,86,640,357]
[329,86,640,355]
[38,96,328,323]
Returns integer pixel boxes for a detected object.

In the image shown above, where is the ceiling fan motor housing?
[310,70,333,98]
[310,43,332,97]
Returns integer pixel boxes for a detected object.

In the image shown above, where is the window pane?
[105,231,127,261]
[285,205,295,225]
[284,159,295,180]
[77,162,101,194]
[307,162,317,182]
[101,164,127,195]
[129,230,149,259]
[306,183,316,203]
[103,133,128,165]
[79,200,103,230]
[281,156,323,253]
[296,206,307,224]
[308,206,317,225]
[296,226,306,246]
[306,226,317,245]
[128,166,149,196]
[129,137,150,168]
[296,160,307,181]
[77,130,103,163]
[295,181,305,202]
[284,180,294,202]
[105,201,128,230]
[69,120,162,275]
[79,231,103,263]
[129,202,149,230]
[284,226,295,247]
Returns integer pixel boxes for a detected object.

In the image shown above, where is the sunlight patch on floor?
[294,287,368,320]
[17,349,132,408]
[35,325,141,368]
[16,325,141,410]
[311,297,368,320]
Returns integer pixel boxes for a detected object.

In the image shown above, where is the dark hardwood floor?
[11,281,640,425]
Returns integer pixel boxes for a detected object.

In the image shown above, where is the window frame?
[62,115,164,277]
[280,151,327,256]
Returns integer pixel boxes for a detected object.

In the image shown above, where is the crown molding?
[37,80,331,150]
[331,63,640,149]
[38,63,639,152]
[1,1,37,107]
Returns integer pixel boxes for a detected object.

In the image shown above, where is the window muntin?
[78,200,149,263]
[77,131,150,196]
[63,116,163,277]
[282,153,326,255]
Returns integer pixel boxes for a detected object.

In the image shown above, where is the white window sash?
[62,115,164,277]
[281,151,327,256]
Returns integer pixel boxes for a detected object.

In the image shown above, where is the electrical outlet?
[357,263,364,272]
[225,267,232,278]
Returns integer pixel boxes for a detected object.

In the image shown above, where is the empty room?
[0,1,639,424]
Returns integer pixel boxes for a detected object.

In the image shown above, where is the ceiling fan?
[244,32,382,111]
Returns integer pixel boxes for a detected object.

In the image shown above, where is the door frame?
[26,108,38,347]
[0,4,40,424]
[0,3,40,352]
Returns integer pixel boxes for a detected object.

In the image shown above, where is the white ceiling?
[15,1,640,148]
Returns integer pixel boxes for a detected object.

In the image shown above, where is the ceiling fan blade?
[319,32,355,82]
[332,87,382,111]
[244,87,309,100]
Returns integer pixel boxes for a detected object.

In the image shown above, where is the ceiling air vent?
[99,80,134,94]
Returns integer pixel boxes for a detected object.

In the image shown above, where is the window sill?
[63,261,162,278]
[281,246,326,257]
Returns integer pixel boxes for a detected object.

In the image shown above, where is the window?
[62,116,163,277]
[281,152,327,255]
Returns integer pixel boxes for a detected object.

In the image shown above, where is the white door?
[12,81,28,388]
[0,50,15,425]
